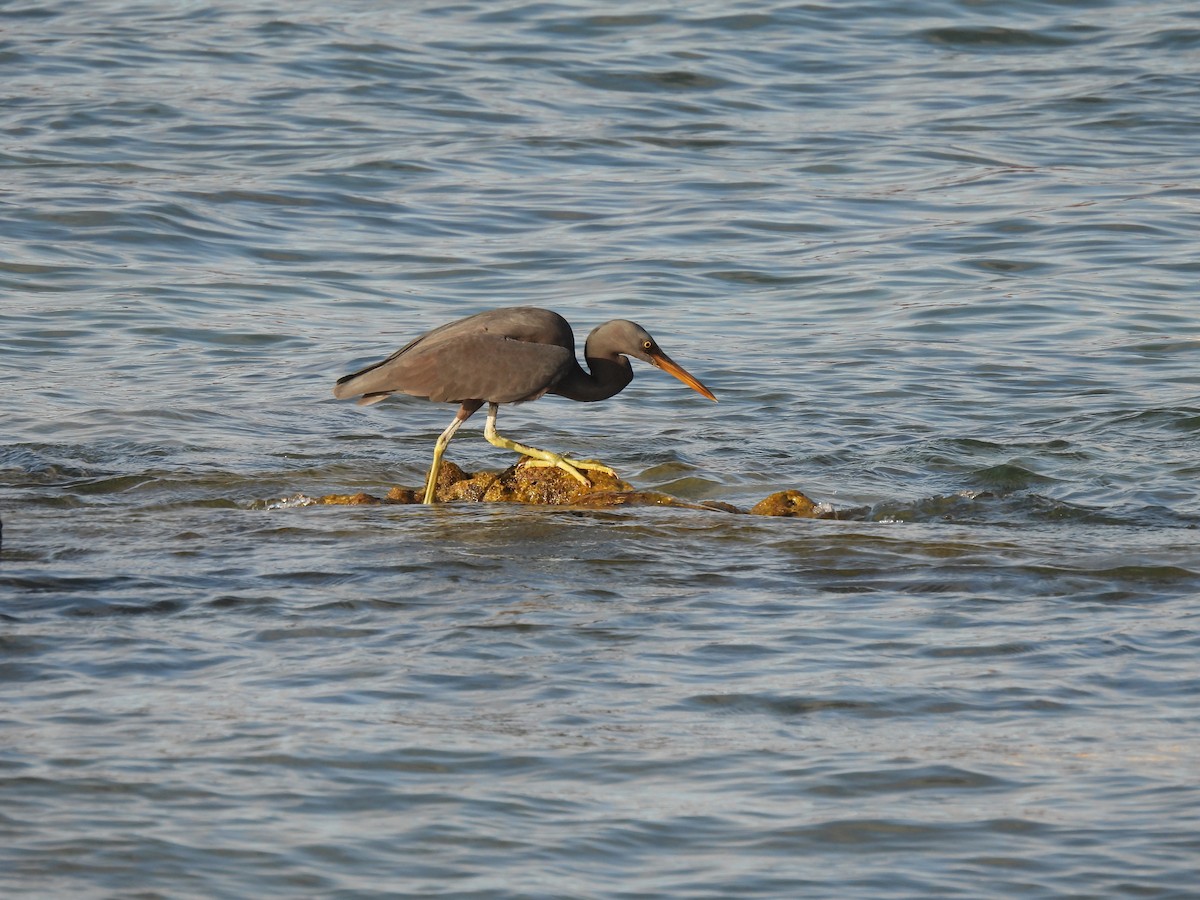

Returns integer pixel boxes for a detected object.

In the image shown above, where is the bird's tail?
[332,355,398,403]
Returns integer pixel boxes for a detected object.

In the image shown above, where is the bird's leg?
[482,403,616,486]
[517,456,617,477]
[424,400,482,504]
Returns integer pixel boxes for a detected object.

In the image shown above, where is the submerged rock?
[317,491,384,506]
[750,489,820,518]
[311,461,823,517]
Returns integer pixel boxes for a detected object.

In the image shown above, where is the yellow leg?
[483,403,615,485]
[423,402,481,504]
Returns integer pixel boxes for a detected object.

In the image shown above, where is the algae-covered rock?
[572,490,744,513]
[384,485,422,504]
[309,461,823,517]
[317,491,383,506]
[750,489,820,518]
[314,461,632,507]
[477,462,632,504]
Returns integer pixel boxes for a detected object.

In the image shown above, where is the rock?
[308,462,822,517]
[384,485,422,504]
[317,491,382,506]
[478,462,632,504]
[750,489,820,518]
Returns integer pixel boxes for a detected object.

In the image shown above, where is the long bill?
[649,351,718,402]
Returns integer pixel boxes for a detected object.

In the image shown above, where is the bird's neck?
[552,355,633,402]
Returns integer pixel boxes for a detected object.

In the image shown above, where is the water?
[4,1,1200,896]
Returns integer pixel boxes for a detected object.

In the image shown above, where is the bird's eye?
[643,340,653,351]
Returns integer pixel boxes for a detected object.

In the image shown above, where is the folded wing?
[333,331,575,406]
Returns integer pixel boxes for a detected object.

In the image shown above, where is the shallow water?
[4,1,1200,897]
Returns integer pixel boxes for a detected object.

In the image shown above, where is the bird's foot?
[518,454,616,485]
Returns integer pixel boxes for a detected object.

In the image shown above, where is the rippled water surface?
[4,1,1200,897]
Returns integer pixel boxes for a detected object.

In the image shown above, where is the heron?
[332,306,717,504]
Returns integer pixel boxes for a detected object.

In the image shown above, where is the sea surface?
[3,1,1200,897]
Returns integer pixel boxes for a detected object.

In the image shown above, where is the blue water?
[4,1,1200,897]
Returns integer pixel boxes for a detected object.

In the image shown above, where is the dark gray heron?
[332,306,717,504]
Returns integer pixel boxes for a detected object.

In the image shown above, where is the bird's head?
[604,320,717,402]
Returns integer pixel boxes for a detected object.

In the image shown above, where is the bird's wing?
[337,332,575,405]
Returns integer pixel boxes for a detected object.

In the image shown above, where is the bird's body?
[333,306,716,503]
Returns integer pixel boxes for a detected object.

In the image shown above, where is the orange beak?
[649,350,717,402]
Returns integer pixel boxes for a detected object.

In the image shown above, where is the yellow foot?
[517,454,617,485]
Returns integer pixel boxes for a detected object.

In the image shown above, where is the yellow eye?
[643,340,653,350]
